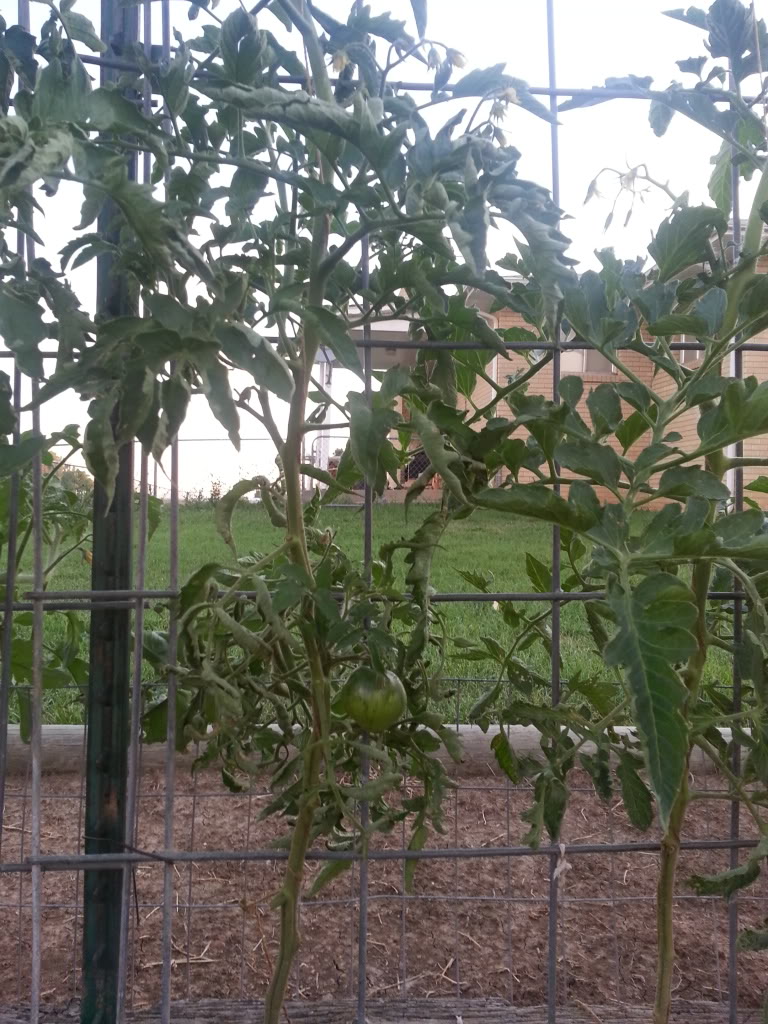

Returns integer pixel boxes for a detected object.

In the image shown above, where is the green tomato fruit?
[341,666,407,732]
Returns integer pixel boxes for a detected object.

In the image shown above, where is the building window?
[560,349,616,374]
[583,348,616,374]
[678,335,702,364]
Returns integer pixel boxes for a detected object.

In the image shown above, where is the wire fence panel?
[2,0,768,1023]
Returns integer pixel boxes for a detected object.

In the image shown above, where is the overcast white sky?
[13,0,757,492]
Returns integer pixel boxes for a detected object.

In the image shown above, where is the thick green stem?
[719,158,768,339]
[262,621,331,1024]
[466,353,553,426]
[282,207,328,568]
[264,283,326,1024]
[654,474,716,1022]
[262,726,322,1024]
[283,377,312,573]
[265,10,334,1017]
[654,778,688,1024]
[275,0,334,104]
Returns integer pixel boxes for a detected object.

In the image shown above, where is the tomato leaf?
[306,858,354,899]
[404,823,428,892]
[605,574,696,829]
[215,477,261,556]
[490,730,521,783]
[83,396,119,507]
[409,0,427,37]
[648,205,726,282]
[199,358,240,449]
[616,751,654,831]
[60,10,106,52]
[0,435,47,478]
[688,840,768,897]
[304,306,363,378]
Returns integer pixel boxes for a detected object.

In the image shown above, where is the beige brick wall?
[738,349,768,504]
[395,306,768,510]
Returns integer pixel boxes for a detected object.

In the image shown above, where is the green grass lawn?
[15,501,611,727]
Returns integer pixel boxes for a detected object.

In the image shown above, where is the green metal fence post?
[80,0,138,1018]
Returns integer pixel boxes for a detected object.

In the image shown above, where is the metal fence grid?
[1,0,768,1022]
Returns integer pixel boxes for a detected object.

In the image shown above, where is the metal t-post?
[80,0,138,1018]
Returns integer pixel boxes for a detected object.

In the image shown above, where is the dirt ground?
[1,760,766,1017]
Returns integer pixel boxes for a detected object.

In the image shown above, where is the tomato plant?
[0,403,93,732]
[3,0,768,1021]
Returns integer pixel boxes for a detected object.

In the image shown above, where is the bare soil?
[1,760,766,1017]
[0,997,763,1023]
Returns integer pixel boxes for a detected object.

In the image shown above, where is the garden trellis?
[2,0,768,1023]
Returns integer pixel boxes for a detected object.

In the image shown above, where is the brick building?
[467,291,768,509]
[354,282,768,508]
